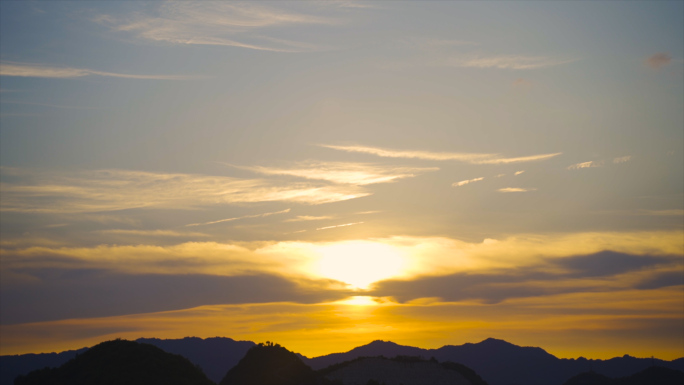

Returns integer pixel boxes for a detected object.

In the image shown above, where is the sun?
[314,241,406,289]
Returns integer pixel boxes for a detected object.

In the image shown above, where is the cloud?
[369,250,682,304]
[0,167,369,213]
[321,144,561,164]
[514,170,525,176]
[234,161,438,185]
[0,270,349,324]
[567,160,603,170]
[98,2,337,52]
[285,215,333,222]
[613,156,631,164]
[186,209,291,227]
[498,187,536,192]
[316,222,363,230]
[645,53,672,69]
[0,241,314,280]
[320,144,494,162]
[635,271,684,290]
[475,153,561,165]
[452,177,484,187]
[445,54,576,70]
[95,229,209,237]
[0,62,195,80]
[1,231,681,328]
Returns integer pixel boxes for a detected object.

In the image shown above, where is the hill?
[220,342,332,385]
[305,338,684,385]
[137,337,254,383]
[563,366,684,385]
[13,339,214,385]
[4,337,684,385]
[0,348,87,385]
[320,355,488,385]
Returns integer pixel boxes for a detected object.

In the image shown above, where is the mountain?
[306,340,426,370]
[320,355,488,385]
[137,337,254,383]
[563,366,684,385]
[0,348,88,385]
[219,342,333,385]
[13,339,214,385]
[305,338,684,385]
[0,337,254,385]
[3,337,683,385]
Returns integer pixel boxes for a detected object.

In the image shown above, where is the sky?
[1,0,683,360]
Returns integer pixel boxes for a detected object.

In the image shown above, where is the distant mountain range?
[305,338,684,385]
[2,337,682,385]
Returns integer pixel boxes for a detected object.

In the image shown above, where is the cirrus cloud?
[0,62,195,80]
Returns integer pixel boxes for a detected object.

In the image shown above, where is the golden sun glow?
[315,241,406,289]
[337,296,380,306]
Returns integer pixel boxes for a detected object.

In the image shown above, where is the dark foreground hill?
[13,339,214,385]
[220,342,333,385]
[320,355,488,385]
[0,337,252,385]
[563,366,684,385]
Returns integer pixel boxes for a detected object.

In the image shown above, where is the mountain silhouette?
[320,355,488,385]
[305,338,684,385]
[137,337,254,383]
[3,337,684,385]
[219,341,333,385]
[563,366,684,385]
[13,339,214,385]
[0,348,87,385]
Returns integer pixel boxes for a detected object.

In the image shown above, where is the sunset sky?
[1,1,683,360]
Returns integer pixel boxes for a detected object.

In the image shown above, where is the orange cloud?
[645,53,672,69]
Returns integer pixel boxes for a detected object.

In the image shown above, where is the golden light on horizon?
[336,296,380,306]
[315,241,406,289]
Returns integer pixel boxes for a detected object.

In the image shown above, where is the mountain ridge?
[2,337,683,385]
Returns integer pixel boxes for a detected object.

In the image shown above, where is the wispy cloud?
[98,2,338,52]
[567,161,603,170]
[452,177,484,187]
[320,144,494,162]
[445,54,576,70]
[514,170,525,176]
[186,209,291,227]
[475,153,561,165]
[0,62,195,80]
[316,222,363,230]
[613,156,631,164]
[285,215,333,222]
[235,161,438,185]
[95,229,209,237]
[0,168,368,213]
[321,144,561,165]
[645,53,672,69]
[498,187,536,193]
